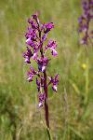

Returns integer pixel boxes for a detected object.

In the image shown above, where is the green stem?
[46,127,53,140]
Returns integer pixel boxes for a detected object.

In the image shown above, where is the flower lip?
[51,49,58,56]
[52,85,57,92]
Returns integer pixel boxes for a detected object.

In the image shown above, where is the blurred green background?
[0,0,93,139]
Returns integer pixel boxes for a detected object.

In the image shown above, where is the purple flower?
[46,40,58,56]
[47,40,57,49]
[28,19,38,29]
[25,28,37,40]
[27,67,38,82]
[44,22,54,33]
[26,38,36,48]
[37,57,49,72]
[48,74,59,92]
[38,93,46,107]
[23,47,33,63]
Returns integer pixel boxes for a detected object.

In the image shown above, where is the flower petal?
[51,49,58,56]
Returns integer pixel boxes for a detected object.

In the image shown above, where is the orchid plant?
[23,13,59,129]
[78,0,93,45]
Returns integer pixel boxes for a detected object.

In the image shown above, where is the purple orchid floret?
[25,28,37,40]
[44,22,54,33]
[78,0,93,45]
[37,57,49,72]
[47,40,57,49]
[48,74,59,92]
[23,47,33,63]
[38,93,46,107]
[28,19,38,29]
[25,29,37,47]
[46,40,58,56]
[27,72,34,82]
[27,67,38,82]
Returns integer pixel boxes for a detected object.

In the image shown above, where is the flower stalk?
[44,70,49,128]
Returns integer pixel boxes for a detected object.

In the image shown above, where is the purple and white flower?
[48,74,59,92]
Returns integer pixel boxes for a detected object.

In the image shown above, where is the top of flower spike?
[24,13,56,63]
[27,13,54,32]
[28,12,39,22]
[25,13,54,50]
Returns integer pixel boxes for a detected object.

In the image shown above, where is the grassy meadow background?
[0,0,93,139]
